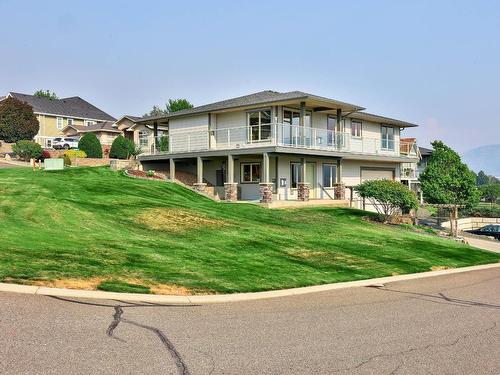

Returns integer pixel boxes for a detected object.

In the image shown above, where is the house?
[0,92,116,148]
[113,115,168,153]
[400,143,432,203]
[62,121,122,146]
[133,90,420,204]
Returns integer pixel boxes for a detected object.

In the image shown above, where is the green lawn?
[0,167,498,294]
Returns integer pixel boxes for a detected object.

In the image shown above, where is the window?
[241,163,260,183]
[351,121,362,138]
[139,130,149,147]
[248,109,271,142]
[381,125,395,150]
[56,117,63,130]
[290,162,302,189]
[67,118,74,126]
[322,164,337,188]
[85,120,96,126]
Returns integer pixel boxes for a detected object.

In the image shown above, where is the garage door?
[361,169,394,182]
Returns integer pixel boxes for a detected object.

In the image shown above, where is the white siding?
[213,111,248,149]
[169,114,209,152]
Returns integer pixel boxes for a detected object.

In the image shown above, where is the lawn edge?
[1,262,499,304]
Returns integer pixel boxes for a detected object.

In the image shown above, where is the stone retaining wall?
[442,217,500,231]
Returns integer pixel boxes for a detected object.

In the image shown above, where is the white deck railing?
[140,123,419,158]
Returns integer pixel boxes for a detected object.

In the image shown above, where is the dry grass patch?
[136,207,228,232]
[149,283,193,295]
[30,277,106,290]
[430,265,451,271]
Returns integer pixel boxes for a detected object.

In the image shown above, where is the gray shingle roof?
[138,90,365,123]
[419,146,433,156]
[7,92,116,121]
[65,121,121,134]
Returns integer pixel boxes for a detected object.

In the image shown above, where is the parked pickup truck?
[466,225,500,240]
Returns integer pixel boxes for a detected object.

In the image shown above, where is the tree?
[420,140,480,236]
[33,90,58,100]
[0,97,39,143]
[480,184,500,205]
[144,98,193,117]
[476,170,490,186]
[12,140,42,161]
[354,179,418,222]
[165,98,193,113]
[109,135,135,159]
[78,133,102,158]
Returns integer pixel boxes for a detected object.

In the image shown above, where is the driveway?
[465,235,500,253]
[0,267,499,374]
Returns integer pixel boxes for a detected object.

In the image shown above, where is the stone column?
[193,156,207,192]
[259,152,273,204]
[224,183,238,202]
[224,154,237,202]
[297,183,310,201]
[334,183,346,200]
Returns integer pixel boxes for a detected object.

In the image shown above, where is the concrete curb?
[1,262,499,304]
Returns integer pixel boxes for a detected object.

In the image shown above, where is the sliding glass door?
[283,108,311,146]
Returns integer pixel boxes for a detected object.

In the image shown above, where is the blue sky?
[1,0,499,152]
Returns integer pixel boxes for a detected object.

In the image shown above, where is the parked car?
[52,137,79,150]
[466,225,500,240]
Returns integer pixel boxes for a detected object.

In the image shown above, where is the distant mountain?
[462,144,500,176]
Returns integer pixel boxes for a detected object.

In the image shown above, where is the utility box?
[44,158,64,171]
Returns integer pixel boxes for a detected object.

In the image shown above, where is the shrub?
[78,133,102,158]
[0,97,39,143]
[40,150,51,161]
[63,154,71,166]
[64,149,87,159]
[461,205,500,218]
[355,179,418,222]
[12,140,42,161]
[147,170,155,177]
[159,136,169,152]
[109,135,135,159]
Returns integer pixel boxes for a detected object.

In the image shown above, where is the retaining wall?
[442,217,500,231]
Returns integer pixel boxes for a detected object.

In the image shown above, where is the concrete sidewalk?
[464,236,500,253]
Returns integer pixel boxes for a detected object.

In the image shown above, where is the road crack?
[332,321,498,374]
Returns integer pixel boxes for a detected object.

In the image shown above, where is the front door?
[306,163,316,198]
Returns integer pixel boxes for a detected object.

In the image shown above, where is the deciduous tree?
[0,97,39,143]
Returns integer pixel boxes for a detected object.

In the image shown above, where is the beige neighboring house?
[0,92,116,148]
[62,121,122,145]
[134,90,420,205]
[114,115,168,153]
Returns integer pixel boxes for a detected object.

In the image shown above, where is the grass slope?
[0,167,498,294]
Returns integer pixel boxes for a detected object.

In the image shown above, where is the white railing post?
[227,129,231,148]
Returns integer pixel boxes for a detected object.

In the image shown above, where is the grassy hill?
[0,167,498,294]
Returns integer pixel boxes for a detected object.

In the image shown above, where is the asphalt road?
[1,268,499,375]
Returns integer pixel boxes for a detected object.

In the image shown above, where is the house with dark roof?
[134,90,420,205]
[1,92,116,148]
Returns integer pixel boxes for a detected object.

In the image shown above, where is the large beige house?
[134,90,420,205]
[1,92,116,148]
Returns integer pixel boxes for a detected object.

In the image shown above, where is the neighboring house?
[113,115,168,153]
[135,90,420,204]
[62,121,122,145]
[400,143,432,203]
[0,92,116,148]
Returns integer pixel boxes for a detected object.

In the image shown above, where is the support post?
[193,156,207,192]
[169,158,175,181]
[259,153,273,204]
[153,122,158,154]
[297,157,310,202]
[224,154,237,202]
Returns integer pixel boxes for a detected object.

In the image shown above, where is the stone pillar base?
[259,183,274,203]
[297,182,310,202]
[334,183,346,200]
[193,183,207,193]
[224,183,238,202]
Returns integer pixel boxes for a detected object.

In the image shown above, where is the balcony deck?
[138,123,419,161]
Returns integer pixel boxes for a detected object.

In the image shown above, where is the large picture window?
[290,162,302,188]
[381,125,395,150]
[241,163,260,183]
[322,164,337,188]
[248,109,271,142]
